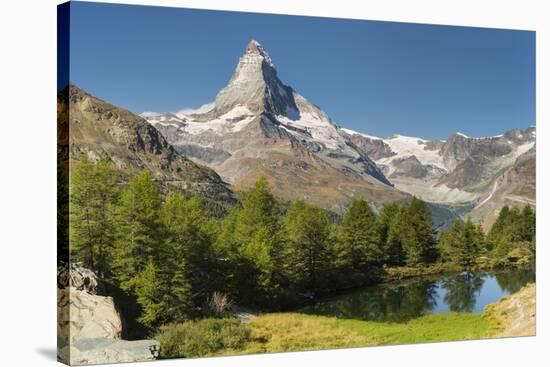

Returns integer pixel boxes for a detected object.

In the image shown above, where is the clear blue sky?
[67,1,535,140]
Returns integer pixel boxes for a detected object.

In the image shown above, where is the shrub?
[155,318,252,358]
[206,292,233,317]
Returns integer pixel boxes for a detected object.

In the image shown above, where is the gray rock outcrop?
[57,263,159,365]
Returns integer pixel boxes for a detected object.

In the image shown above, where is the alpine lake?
[299,268,535,323]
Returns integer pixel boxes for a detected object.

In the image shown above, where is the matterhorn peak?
[245,39,274,67]
[210,39,299,117]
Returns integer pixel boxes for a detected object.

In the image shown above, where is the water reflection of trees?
[300,269,534,322]
[495,269,535,294]
[302,280,439,323]
[441,273,485,312]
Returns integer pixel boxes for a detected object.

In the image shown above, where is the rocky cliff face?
[343,127,535,213]
[144,40,404,212]
[469,146,536,228]
[211,40,299,118]
[57,263,159,365]
[59,85,234,203]
[140,39,534,223]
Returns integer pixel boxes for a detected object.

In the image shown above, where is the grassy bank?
[155,282,536,359]
[226,312,500,355]
[155,311,503,358]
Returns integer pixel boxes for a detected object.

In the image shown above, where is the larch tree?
[337,199,382,274]
[70,155,119,278]
[283,200,330,292]
[112,170,162,292]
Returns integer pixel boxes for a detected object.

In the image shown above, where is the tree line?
[69,157,535,328]
[439,205,535,269]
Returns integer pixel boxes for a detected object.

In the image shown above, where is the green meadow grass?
[218,311,502,356]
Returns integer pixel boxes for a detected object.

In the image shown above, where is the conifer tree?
[403,197,437,265]
[133,257,168,327]
[70,155,119,277]
[376,202,402,265]
[487,205,510,248]
[438,219,464,263]
[519,205,536,243]
[488,205,536,261]
[219,177,283,304]
[159,192,217,319]
[112,170,162,292]
[456,217,482,271]
[283,200,330,291]
[337,199,382,274]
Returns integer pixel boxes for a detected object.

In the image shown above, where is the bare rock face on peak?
[145,40,402,212]
[469,145,536,229]
[141,39,534,223]
[59,84,234,204]
[210,40,299,118]
[342,127,536,227]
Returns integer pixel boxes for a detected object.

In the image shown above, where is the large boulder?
[57,263,159,365]
[57,287,122,342]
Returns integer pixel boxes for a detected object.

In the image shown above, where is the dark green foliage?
[283,200,330,292]
[438,219,464,263]
[377,203,405,265]
[403,197,438,265]
[155,319,252,358]
[70,156,119,278]
[69,159,535,336]
[160,192,218,320]
[457,218,483,270]
[336,199,382,273]
[112,170,162,291]
[216,177,284,305]
[438,218,483,271]
[440,205,535,269]
[487,205,535,264]
[133,258,168,327]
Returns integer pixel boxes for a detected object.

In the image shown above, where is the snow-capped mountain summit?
[143,40,402,211]
[341,126,535,222]
[142,39,535,224]
[195,39,300,120]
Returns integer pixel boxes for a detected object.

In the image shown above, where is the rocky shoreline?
[485,283,536,337]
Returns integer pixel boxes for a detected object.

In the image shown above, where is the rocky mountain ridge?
[144,40,405,212]
[143,40,535,224]
[343,128,534,198]
[59,84,234,203]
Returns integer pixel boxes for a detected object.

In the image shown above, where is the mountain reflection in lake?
[299,269,534,323]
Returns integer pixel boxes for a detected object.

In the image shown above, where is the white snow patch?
[151,121,181,128]
[276,112,350,151]
[377,134,447,173]
[182,105,255,135]
[140,111,162,118]
[339,128,447,173]
[247,39,274,68]
[175,102,215,117]
[146,113,186,127]
[515,142,535,157]
[340,128,383,141]
[477,180,499,208]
